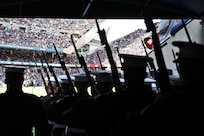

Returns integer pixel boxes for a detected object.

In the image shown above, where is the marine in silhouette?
[0,65,51,136]
[62,54,157,136]
[137,41,204,136]
[109,54,157,136]
[91,69,113,94]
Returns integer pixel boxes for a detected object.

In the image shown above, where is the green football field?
[0,86,47,97]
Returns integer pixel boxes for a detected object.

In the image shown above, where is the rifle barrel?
[144,18,172,93]
[42,51,63,94]
[95,19,123,92]
[71,34,98,96]
[33,56,50,95]
[39,56,55,95]
[53,43,76,94]
[96,51,104,69]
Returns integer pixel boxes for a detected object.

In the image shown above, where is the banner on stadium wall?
[0,61,62,67]
[0,44,63,53]
[89,64,101,69]
[0,61,80,68]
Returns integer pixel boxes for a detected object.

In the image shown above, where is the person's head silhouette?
[4,65,26,90]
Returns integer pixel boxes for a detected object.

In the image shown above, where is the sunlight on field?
[0,86,47,97]
[0,86,114,97]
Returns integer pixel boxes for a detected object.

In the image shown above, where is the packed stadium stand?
[0,18,151,88]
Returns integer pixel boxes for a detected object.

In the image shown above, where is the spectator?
[0,65,51,136]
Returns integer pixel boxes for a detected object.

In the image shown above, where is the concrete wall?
[148,19,204,75]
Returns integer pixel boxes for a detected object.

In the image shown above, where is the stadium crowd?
[0,18,108,48]
[0,18,150,87]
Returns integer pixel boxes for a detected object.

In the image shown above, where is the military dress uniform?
[0,65,51,136]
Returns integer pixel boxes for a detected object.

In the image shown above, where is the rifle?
[41,51,63,95]
[71,34,98,96]
[95,19,123,92]
[141,39,156,77]
[39,55,55,95]
[172,49,180,76]
[53,43,76,94]
[33,56,50,95]
[115,46,124,73]
[141,38,160,91]
[96,50,105,70]
[144,18,172,93]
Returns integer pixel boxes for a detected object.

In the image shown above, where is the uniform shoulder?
[23,93,42,101]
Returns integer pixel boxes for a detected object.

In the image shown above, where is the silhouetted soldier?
[63,54,157,136]
[85,54,157,136]
[0,65,51,136]
[91,70,114,94]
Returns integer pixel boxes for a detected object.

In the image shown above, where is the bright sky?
[103,19,147,42]
[63,19,160,54]
[95,19,160,42]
